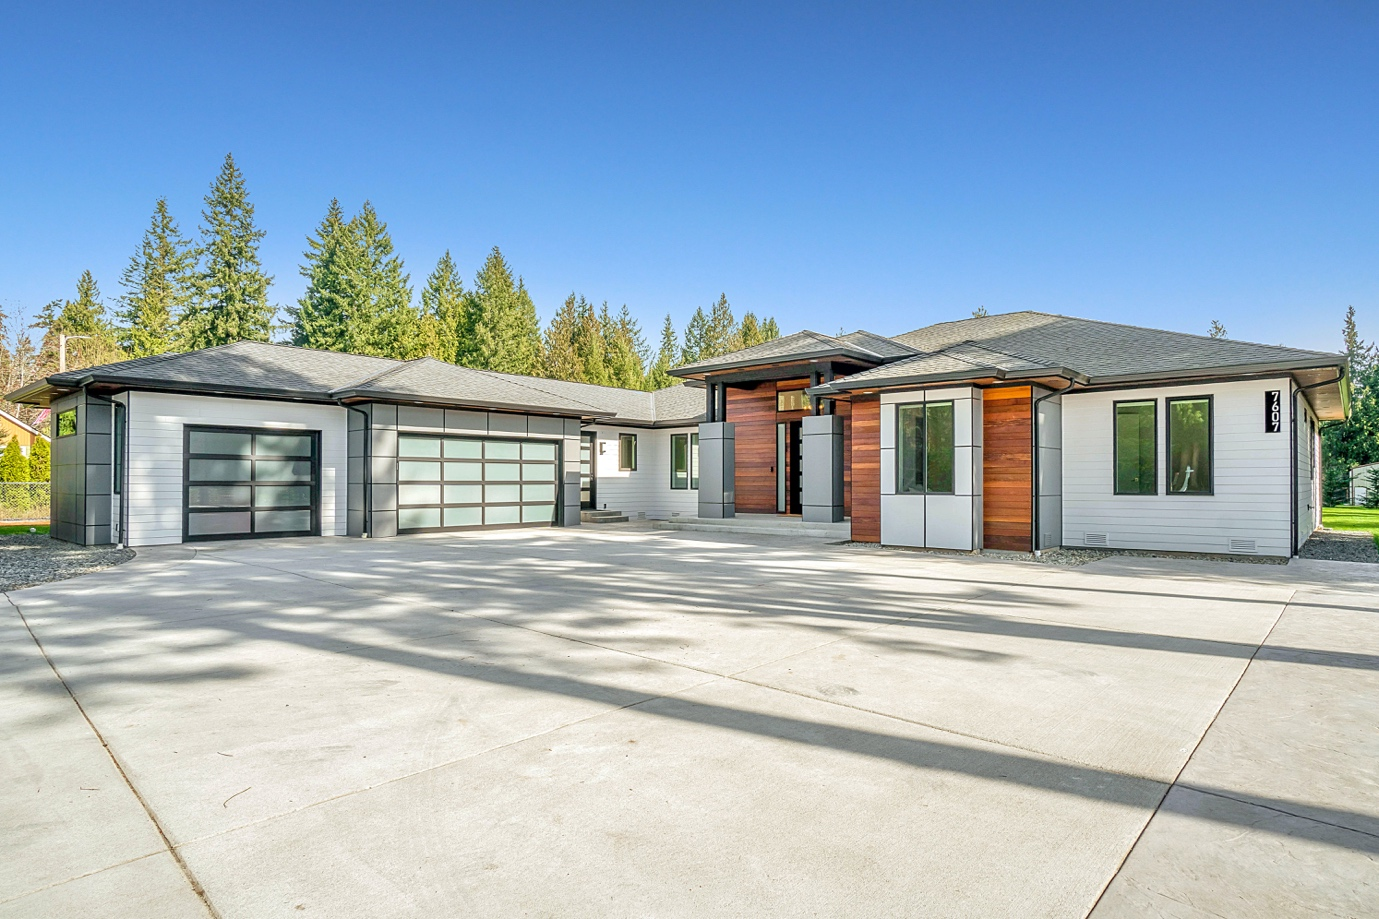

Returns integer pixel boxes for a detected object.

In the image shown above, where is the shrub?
[29,437,50,483]
[0,439,30,483]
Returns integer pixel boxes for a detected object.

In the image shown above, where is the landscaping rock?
[1298,528,1379,564]
[0,534,135,591]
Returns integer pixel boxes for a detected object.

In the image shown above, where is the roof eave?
[335,388,602,419]
[1087,359,1347,387]
[669,346,885,379]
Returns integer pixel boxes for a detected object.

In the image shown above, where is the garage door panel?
[184,426,320,542]
[397,434,560,533]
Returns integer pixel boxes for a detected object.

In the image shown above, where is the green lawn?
[1323,507,1379,546]
[0,523,48,535]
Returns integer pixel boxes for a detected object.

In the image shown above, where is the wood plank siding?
[982,386,1033,551]
[850,396,880,542]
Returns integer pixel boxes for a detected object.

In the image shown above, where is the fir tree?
[543,293,584,381]
[1321,305,1379,500]
[118,198,195,357]
[602,304,647,390]
[418,251,467,362]
[759,316,781,341]
[181,153,275,349]
[574,297,608,384]
[290,199,353,352]
[343,202,417,357]
[680,307,710,365]
[646,314,679,390]
[37,272,123,373]
[706,294,737,355]
[738,311,765,349]
[461,247,544,375]
[0,439,30,482]
[29,436,50,483]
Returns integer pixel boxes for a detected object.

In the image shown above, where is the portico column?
[697,421,735,519]
[801,413,845,523]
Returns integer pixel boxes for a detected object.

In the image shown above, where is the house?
[0,407,49,456]
[7,311,1348,557]
[1351,462,1379,506]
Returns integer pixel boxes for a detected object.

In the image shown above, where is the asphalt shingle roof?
[671,329,900,375]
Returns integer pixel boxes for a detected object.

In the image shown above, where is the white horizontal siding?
[124,391,350,547]
[586,426,699,519]
[1062,378,1293,556]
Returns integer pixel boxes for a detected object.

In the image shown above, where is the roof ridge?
[942,339,1054,367]
[329,355,413,393]
[460,366,612,414]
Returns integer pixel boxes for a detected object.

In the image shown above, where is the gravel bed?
[836,540,1286,567]
[1298,528,1379,564]
[0,534,136,591]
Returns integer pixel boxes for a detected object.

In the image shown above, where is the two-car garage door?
[397,434,560,532]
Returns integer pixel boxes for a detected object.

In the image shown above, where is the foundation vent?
[1083,533,1109,548]
[1229,538,1257,554]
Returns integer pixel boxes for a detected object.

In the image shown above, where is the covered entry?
[396,434,560,532]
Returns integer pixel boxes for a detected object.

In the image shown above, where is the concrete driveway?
[3,528,1377,917]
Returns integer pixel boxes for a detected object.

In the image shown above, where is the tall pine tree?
[38,271,123,373]
[646,314,679,390]
[290,199,352,352]
[181,153,274,349]
[418,251,467,362]
[543,293,585,382]
[344,202,417,357]
[461,247,543,375]
[118,198,194,357]
[1322,305,1379,503]
[602,304,647,390]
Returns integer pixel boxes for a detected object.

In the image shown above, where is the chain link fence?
[0,483,51,523]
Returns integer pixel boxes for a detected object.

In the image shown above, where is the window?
[671,432,699,490]
[619,433,637,471]
[184,426,319,540]
[112,403,126,494]
[1113,400,1156,495]
[777,390,811,412]
[896,401,955,495]
[1166,396,1212,495]
[56,409,77,437]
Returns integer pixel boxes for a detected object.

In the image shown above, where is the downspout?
[346,405,371,537]
[1290,369,1346,555]
[1031,377,1076,556]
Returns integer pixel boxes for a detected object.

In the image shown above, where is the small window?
[671,433,699,490]
[56,409,77,437]
[619,433,637,471]
[1113,401,1156,495]
[777,390,811,412]
[1167,396,1212,495]
[112,403,126,494]
[690,432,699,490]
[896,401,955,495]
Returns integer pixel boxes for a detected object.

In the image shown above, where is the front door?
[579,433,596,510]
[776,420,803,514]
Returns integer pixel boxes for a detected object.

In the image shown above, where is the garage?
[397,434,560,532]
[184,425,320,541]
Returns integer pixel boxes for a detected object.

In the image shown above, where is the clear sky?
[1,2,1375,353]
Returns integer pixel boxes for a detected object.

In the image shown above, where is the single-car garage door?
[184,426,320,541]
[397,435,560,532]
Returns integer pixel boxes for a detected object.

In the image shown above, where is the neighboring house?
[8,311,1349,557]
[0,408,49,457]
[1352,462,1379,506]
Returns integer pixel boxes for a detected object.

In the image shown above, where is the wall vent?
[1229,538,1257,554]
[1083,533,1109,548]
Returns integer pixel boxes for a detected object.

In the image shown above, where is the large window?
[777,390,810,412]
[1167,396,1212,495]
[671,432,699,490]
[897,401,955,495]
[397,435,559,531]
[184,426,319,540]
[619,433,637,471]
[1113,400,1156,495]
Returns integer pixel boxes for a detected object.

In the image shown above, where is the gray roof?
[10,340,704,425]
[821,311,1344,391]
[671,329,910,376]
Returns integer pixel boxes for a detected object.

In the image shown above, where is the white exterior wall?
[1294,388,1321,546]
[1035,389,1063,551]
[586,426,699,519]
[1352,462,1379,506]
[879,387,983,551]
[1062,377,1294,556]
[123,391,350,547]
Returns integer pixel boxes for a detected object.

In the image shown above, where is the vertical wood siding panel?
[982,386,1033,551]
[850,396,881,542]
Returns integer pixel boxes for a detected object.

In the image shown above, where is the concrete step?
[581,510,630,524]
[651,516,850,540]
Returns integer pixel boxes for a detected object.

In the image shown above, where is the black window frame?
[895,400,956,496]
[182,424,321,542]
[1112,399,1158,496]
[619,433,637,471]
[395,434,562,533]
[670,432,699,490]
[1165,395,1214,497]
[112,402,126,495]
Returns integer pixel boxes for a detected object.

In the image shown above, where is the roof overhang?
[812,366,1089,395]
[670,347,888,382]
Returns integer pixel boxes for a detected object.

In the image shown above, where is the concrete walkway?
[2,529,1375,917]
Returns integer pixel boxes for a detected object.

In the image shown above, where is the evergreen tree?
[1208,320,1227,339]
[29,436,50,483]
[738,311,766,349]
[461,247,544,375]
[680,294,739,364]
[574,297,608,384]
[601,304,647,390]
[418,251,467,362]
[1321,306,1379,503]
[181,153,275,349]
[37,272,123,374]
[646,314,680,390]
[760,316,781,341]
[118,198,195,357]
[290,199,353,352]
[680,307,711,365]
[543,293,584,381]
[0,439,30,482]
[343,202,417,357]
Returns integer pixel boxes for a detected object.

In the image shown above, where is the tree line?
[0,153,779,428]
[1322,306,1379,505]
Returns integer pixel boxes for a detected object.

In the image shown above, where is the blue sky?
[1,2,1375,353]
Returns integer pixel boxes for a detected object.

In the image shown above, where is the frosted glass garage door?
[184,427,319,541]
[397,436,559,532]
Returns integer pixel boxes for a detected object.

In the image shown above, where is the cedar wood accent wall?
[725,380,852,516]
[982,386,1033,552]
[849,396,880,542]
